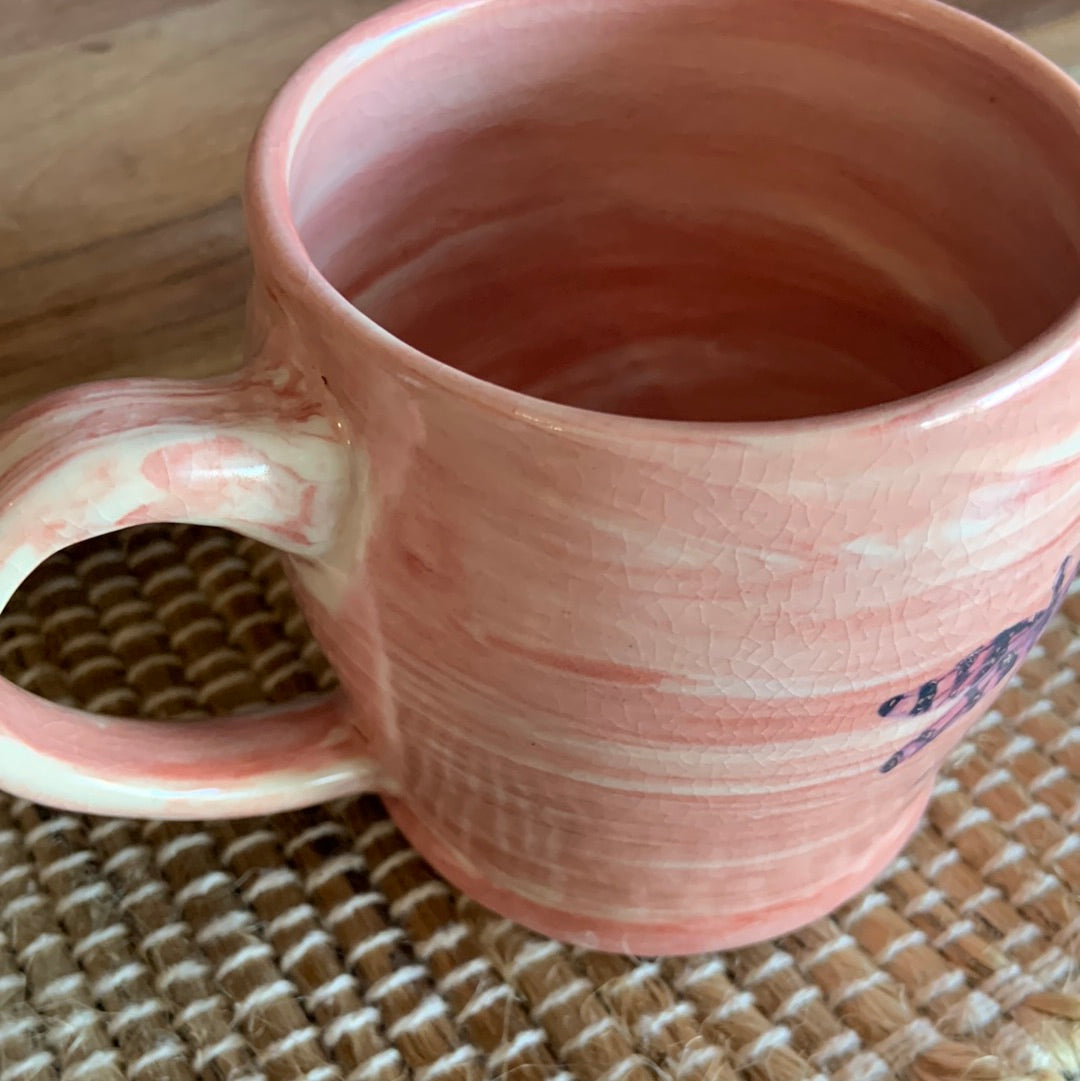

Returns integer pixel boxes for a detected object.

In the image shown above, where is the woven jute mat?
[1,524,1079,1081]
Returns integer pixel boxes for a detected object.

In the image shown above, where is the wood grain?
[1,0,1078,415]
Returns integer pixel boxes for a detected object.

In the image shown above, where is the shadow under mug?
[0,0,1079,954]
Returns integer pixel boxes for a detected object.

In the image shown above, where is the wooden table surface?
[3,0,1080,416]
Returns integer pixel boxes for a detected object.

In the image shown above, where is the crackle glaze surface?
[2,0,1080,953]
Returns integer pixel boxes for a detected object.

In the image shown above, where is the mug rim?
[245,0,1080,441]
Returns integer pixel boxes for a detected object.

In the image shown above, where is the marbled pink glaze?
[2,0,1080,953]
[0,368,382,815]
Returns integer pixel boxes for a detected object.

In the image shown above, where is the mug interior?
[285,0,1080,423]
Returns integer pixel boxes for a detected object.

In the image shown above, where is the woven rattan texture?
[0,525,1078,1081]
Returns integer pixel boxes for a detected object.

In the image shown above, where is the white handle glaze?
[0,372,381,818]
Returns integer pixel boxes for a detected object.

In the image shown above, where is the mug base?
[383,781,933,956]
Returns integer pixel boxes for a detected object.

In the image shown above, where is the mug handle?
[0,370,382,818]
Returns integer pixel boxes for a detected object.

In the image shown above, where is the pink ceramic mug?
[1,0,1079,955]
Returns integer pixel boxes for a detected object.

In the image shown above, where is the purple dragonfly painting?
[878,557,1074,774]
